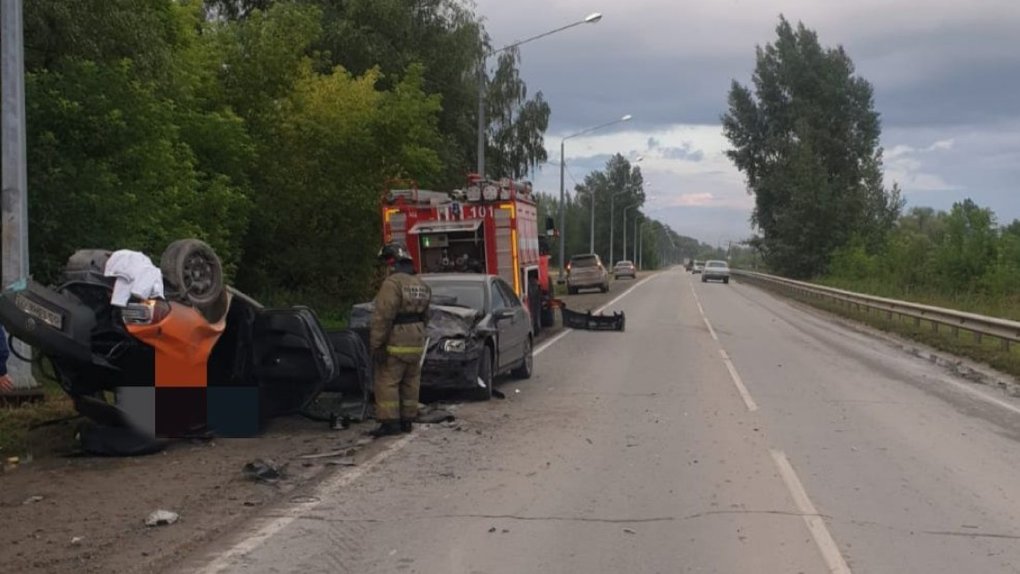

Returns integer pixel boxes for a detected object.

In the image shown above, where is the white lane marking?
[690,278,755,410]
[722,354,758,412]
[534,329,571,356]
[195,274,659,572]
[770,450,853,574]
[196,433,415,574]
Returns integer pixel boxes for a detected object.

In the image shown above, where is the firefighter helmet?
[378,242,412,264]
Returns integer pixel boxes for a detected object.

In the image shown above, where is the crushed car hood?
[349,303,482,339]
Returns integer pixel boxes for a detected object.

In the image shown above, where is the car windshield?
[571,256,598,268]
[421,280,485,312]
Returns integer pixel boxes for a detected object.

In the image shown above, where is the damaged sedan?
[350,274,533,401]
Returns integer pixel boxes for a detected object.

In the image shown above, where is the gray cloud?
[478,0,1020,229]
[660,143,705,162]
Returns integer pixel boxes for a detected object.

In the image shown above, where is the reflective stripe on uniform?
[387,345,423,355]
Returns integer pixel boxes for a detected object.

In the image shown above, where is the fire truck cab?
[381,175,557,334]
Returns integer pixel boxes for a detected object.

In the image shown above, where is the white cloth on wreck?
[104,250,165,307]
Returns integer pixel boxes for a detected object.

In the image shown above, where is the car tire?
[723,277,730,284]
[512,337,533,380]
[568,286,578,295]
[160,239,225,307]
[471,346,494,401]
[701,276,707,283]
[601,283,609,293]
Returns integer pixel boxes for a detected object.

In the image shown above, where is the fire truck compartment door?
[409,220,483,235]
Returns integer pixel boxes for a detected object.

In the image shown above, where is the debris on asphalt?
[356,438,374,447]
[586,438,593,445]
[324,457,357,467]
[243,459,285,483]
[22,495,44,505]
[492,389,506,399]
[299,447,357,460]
[623,528,637,535]
[417,408,456,424]
[329,413,352,430]
[70,536,85,546]
[502,529,510,533]
[145,510,179,527]
[488,527,497,533]
[515,389,521,394]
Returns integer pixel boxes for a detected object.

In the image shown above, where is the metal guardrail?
[732,270,1020,350]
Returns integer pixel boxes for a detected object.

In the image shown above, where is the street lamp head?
[634,155,644,163]
[621,114,632,122]
[585,12,603,23]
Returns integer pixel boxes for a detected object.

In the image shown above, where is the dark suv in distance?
[566,254,610,294]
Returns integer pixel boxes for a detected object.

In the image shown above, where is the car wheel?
[471,346,494,401]
[512,337,533,380]
[601,283,609,293]
[723,277,730,284]
[568,286,578,295]
[701,276,707,283]
[161,239,224,307]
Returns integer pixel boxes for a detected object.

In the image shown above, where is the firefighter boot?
[367,421,402,438]
[400,419,414,434]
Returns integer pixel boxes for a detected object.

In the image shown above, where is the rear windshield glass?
[615,261,633,267]
[571,256,598,268]
[706,261,728,268]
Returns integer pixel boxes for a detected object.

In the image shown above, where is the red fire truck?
[381,175,557,334]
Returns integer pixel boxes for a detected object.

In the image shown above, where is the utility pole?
[2,0,38,390]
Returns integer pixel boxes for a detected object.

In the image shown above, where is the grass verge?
[0,360,78,459]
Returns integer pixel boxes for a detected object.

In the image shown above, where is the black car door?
[248,306,337,419]
[493,279,527,369]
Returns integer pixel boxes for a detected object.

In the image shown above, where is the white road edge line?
[196,273,659,572]
[195,433,415,574]
[770,449,853,574]
[690,277,755,411]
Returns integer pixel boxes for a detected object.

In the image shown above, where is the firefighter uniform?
[370,263,431,430]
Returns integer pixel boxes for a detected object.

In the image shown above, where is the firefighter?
[368,243,432,437]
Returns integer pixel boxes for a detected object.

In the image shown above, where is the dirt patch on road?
[0,278,641,574]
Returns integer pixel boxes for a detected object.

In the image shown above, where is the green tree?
[22,0,253,281]
[722,16,901,278]
[485,48,551,179]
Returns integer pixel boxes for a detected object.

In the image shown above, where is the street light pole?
[608,157,642,266]
[628,213,636,263]
[477,12,603,176]
[622,204,635,264]
[592,155,640,254]
[558,113,631,280]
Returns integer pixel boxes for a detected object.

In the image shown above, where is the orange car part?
[125,299,228,388]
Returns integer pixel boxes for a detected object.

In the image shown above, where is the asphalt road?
[179,269,1020,573]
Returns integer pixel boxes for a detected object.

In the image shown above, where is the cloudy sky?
[474,0,1020,245]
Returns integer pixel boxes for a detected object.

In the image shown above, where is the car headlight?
[442,339,467,353]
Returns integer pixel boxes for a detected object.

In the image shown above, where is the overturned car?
[349,273,534,401]
[0,240,363,445]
